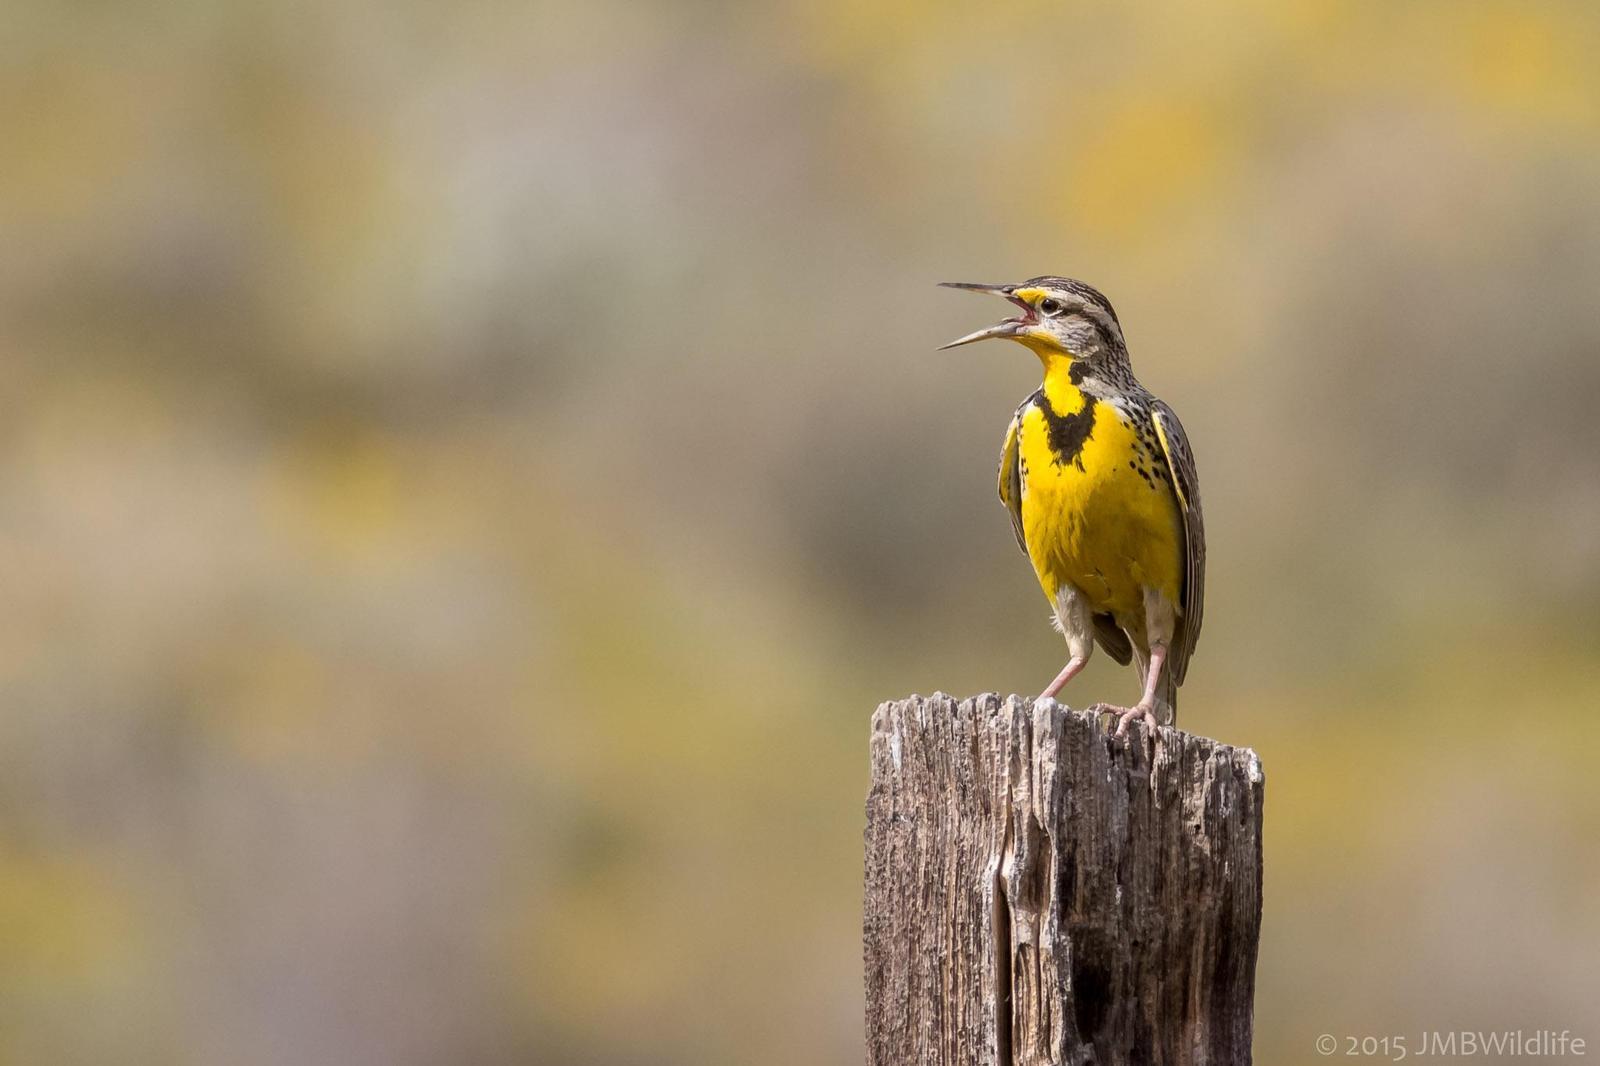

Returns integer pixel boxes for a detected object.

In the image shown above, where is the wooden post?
[864,694,1264,1066]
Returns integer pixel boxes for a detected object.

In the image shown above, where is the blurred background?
[4,0,1599,1062]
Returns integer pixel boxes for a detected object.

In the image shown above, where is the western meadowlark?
[940,277,1205,737]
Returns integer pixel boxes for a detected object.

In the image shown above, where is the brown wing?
[997,405,1026,554]
[1150,400,1205,684]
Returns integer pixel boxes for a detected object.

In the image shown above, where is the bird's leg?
[1038,656,1088,702]
[1095,643,1168,738]
[1040,583,1094,704]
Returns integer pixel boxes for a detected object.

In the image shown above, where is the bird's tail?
[1157,667,1178,727]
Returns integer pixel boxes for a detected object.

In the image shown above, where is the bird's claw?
[1117,704,1159,738]
[1089,702,1159,739]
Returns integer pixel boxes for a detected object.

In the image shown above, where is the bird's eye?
[1039,298,1064,316]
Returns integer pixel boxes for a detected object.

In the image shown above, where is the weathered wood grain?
[864,694,1263,1066]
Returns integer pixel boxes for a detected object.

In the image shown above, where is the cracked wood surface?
[864,694,1263,1066]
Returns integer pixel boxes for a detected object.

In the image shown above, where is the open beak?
[937,281,1036,349]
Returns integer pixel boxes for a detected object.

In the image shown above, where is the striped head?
[938,276,1130,373]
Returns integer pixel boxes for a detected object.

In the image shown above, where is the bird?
[939,277,1205,737]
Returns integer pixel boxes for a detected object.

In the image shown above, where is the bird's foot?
[1089,702,1160,739]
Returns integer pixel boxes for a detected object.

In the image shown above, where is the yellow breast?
[1017,373,1183,624]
